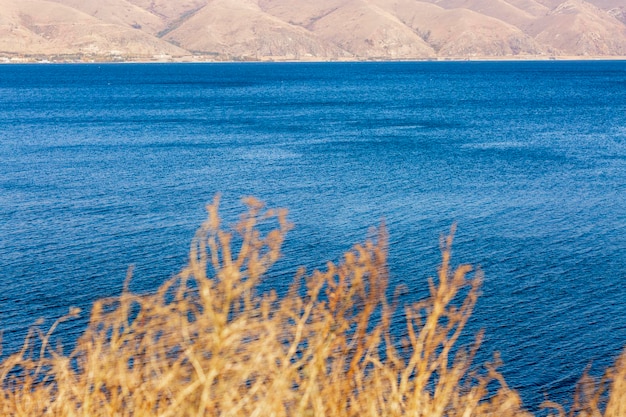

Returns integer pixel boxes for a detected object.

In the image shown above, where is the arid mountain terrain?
[1,0,625,61]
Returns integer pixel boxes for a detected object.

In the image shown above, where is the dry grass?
[1,197,624,416]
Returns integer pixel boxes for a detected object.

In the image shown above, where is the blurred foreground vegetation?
[1,197,624,416]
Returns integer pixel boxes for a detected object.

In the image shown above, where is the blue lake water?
[1,61,625,411]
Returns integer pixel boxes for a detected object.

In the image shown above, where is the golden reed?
[1,197,624,416]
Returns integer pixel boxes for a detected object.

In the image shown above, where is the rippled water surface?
[1,61,625,410]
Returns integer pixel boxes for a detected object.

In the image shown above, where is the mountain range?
[1,0,626,61]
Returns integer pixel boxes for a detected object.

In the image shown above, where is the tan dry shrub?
[1,196,624,417]
[542,348,626,417]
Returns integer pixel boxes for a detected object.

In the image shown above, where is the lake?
[0,61,625,411]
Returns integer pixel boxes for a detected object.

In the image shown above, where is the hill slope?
[1,0,625,61]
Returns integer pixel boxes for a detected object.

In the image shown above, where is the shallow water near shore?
[1,61,625,411]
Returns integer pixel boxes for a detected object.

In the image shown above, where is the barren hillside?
[1,0,625,61]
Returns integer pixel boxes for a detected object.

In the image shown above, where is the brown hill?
[164,0,349,60]
[371,0,542,57]
[261,0,436,59]
[1,0,626,61]
[48,0,167,35]
[528,0,626,55]
[0,0,186,58]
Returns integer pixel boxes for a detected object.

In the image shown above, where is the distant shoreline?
[2,55,626,65]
